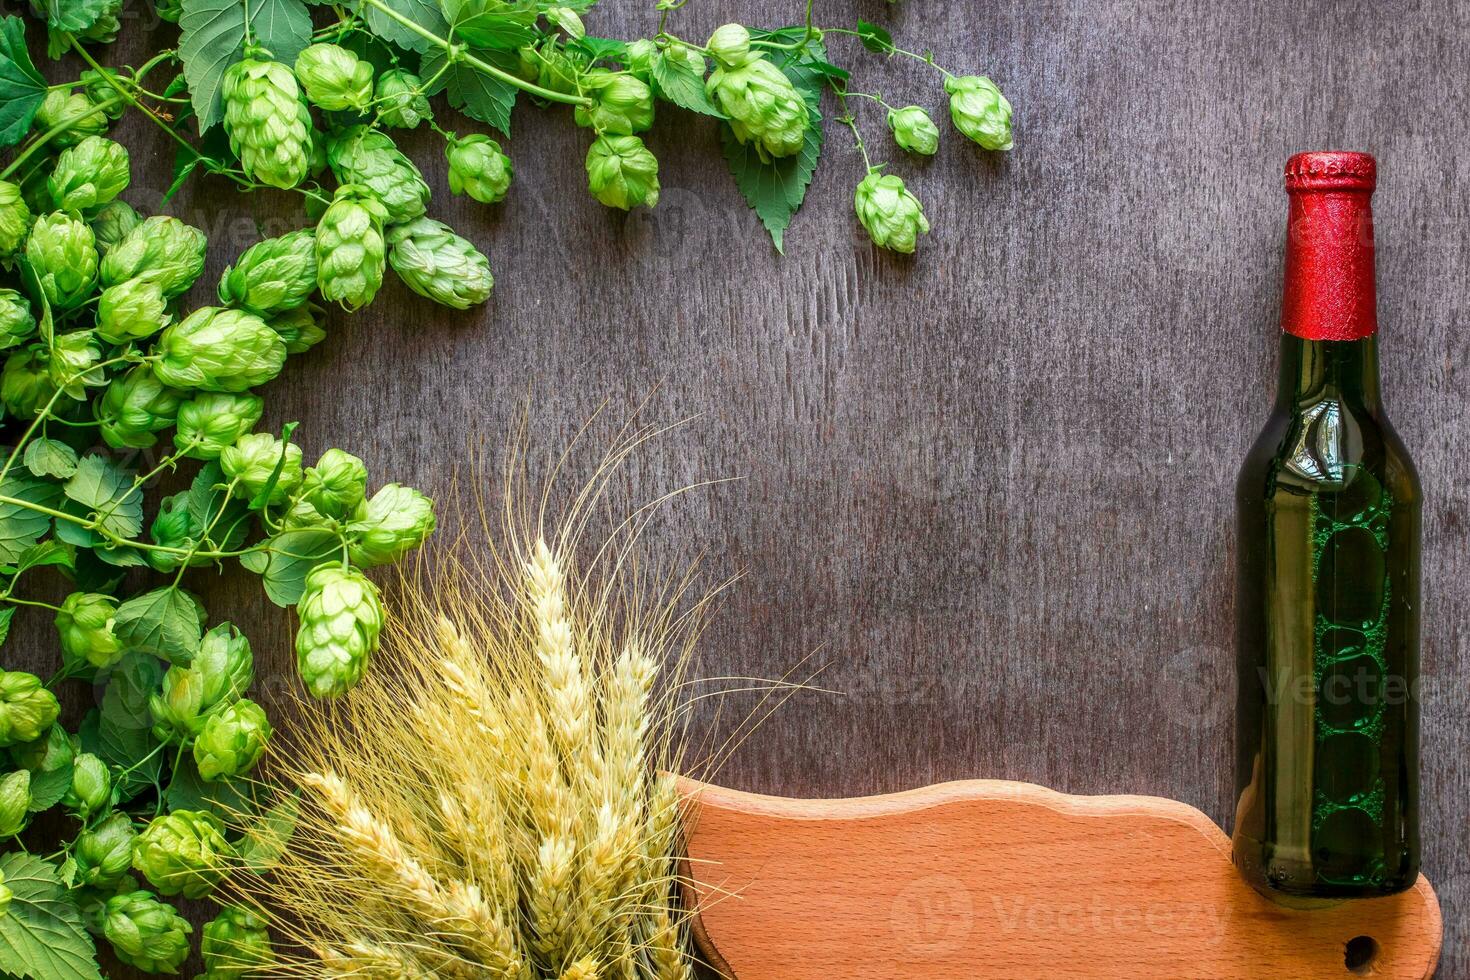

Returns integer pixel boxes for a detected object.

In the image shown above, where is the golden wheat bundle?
[221,430,720,979]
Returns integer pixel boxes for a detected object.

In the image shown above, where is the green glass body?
[1233,333,1421,899]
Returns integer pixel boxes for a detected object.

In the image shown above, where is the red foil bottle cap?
[1280,151,1378,341]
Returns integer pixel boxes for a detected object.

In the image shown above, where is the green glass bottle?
[1233,151,1421,899]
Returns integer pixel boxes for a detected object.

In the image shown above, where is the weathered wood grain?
[6,0,1468,975]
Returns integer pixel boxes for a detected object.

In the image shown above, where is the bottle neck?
[1276,334,1382,413]
[1280,185,1377,342]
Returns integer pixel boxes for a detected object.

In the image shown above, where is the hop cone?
[99,364,183,449]
[34,90,109,148]
[103,890,193,972]
[96,277,169,345]
[64,752,110,816]
[586,134,659,210]
[193,697,272,780]
[376,68,431,129]
[201,907,275,976]
[269,302,327,353]
[0,179,31,256]
[0,771,29,836]
[218,228,318,315]
[303,447,367,517]
[574,69,655,134]
[49,330,103,400]
[295,564,384,698]
[0,289,36,350]
[220,430,303,505]
[148,623,255,743]
[854,170,930,254]
[90,199,141,253]
[887,105,940,156]
[387,217,493,310]
[346,482,436,566]
[316,184,387,311]
[25,211,97,310]
[944,75,1013,151]
[326,126,430,224]
[705,25,809,161]
[222,54,312,189]
[75,812,136,887]
[174,391,264,459]
[0,347,55,418]
[295,43,374,112]
[100,214,206,298]
[152,306,287,392]
[446,134,512,204]
[132,809,232,898]
[0,671,60,746]
[54,591,124,669]
[48,135,130,212]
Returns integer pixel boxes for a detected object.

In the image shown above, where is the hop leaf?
[294,563,383,698]
[326,126,430,225]
[218,228,318,316]
[386,216,493,310]
[47,134,129,211]
[221,54,312,189]
[445,133,512,204]
[853,169,929,253]
[944,75,1013,151]
[153,306,287,392]
[295,42,374,112]
[315,184,387,311]
[585,133,659,210]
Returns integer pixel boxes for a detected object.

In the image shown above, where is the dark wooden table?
[11,0,1468,975]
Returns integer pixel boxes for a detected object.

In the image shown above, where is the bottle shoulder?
[1237,399,1420,506]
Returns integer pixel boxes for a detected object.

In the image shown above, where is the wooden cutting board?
[678,778,1442,979]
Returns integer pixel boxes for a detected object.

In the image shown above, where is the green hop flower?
[174,391,264,459]
[103,890,193,972]
[376,68,432,129]
[347,483,436,567]
[887,105,940,156]
[132,809,231,898]
[303,447,367,518]
[55,592,124,670]
[50,330,104,399]
[327,126,430,224]
[149,623,255,744]
[100,214,207,298]
[153,306,287,392]
[1,347,54,418]
[99,364,184,449]
[575,69,655,135]
[315,184,388,312]
[664,41,707,77]
[25,211,98,310]
[64,752,111,816]
[220,431,304,506]
[269,302,327,354]
[295,564,384,698]
[445,134,513,204]
[0,671,60,746]
[201,906,275,977]
[75,812,137,887]
[148,493,198,573]
[34,90,109,148]
[79,68,127,119]
[218,228,318,316]
[194,698,271,781]
[280,497,326,530]
[8,722,73,773]
[531,37,586,96]
[386,217,493,310]
[72,0,122,47]
[90,199,141,254]
[96,277,169,345]
[705,26,810,161]
[0,289,36,350]
[295,43,374,112]
[0,180,30,256]
[0,770,29,836]
[585,134,659,210]
[943,75,1013,151]
[854,170,930,254]
[154,0,181,22]
[48,135,130,212]
[222,53,313,189]
[625,38,658,78]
